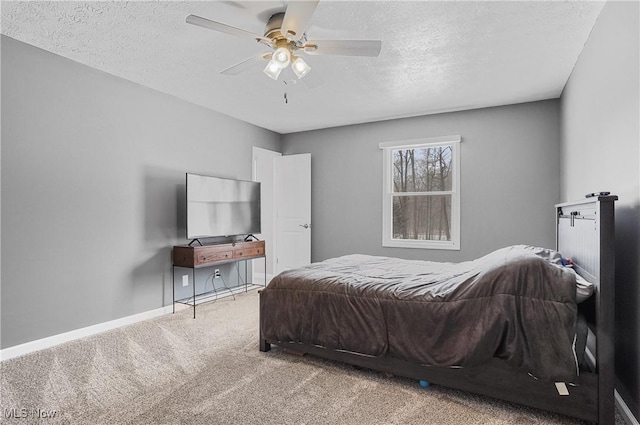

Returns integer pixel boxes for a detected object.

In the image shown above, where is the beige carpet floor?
[0,289,626,424]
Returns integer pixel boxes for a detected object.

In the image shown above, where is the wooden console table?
[172,240,266,318]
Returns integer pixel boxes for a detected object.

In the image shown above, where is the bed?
[259,196,616,424]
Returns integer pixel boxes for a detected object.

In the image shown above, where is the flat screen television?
[186,173,261,240]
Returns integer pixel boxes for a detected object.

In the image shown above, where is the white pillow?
[567,268,595,303]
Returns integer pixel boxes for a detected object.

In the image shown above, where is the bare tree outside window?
[392,146,453,241]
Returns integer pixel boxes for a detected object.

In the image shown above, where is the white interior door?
[275,153,311,273]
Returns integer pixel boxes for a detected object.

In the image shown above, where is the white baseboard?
[616,389,640,425]
[252,272,274,286]
[0,305,173,362]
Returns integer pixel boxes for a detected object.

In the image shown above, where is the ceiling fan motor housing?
[264,12,285,39]
[264,12,307,48]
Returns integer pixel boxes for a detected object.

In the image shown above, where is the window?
[379,135,460,250]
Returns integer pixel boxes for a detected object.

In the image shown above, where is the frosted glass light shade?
[263,60,282,80]
[292,57,311,79]
[272,47,291,69]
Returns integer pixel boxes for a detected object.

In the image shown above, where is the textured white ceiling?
[1,1,605,134]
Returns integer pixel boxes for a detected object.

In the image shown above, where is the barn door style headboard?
[556,195,617,423]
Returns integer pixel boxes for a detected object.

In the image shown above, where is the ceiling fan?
[186,1,382,86]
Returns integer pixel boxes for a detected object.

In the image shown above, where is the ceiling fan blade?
[304,40,382,57]
[221,53,271,75]
[218,1,249,10]
[186,14,265,41]
[281,0,319,41]
[300,70,324,89]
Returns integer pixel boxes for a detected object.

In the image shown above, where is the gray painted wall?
[1,36,281,349]
[560,1,639,418]
[282,100,561,263]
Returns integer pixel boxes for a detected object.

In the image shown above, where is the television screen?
[186,173,261,239]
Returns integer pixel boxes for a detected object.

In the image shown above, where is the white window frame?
[379,135,461,250]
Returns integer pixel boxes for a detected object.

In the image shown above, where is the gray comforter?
[260,245,579,380]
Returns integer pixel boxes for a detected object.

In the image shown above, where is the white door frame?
[252,147,281,283]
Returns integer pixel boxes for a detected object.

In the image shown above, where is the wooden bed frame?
[259,196,617,424]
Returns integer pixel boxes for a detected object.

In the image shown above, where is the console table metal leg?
[172,265,175,314]
[192,268,196,319]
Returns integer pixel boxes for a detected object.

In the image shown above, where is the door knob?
[299,224,310,229]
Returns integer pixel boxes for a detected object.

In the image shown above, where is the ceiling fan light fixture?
[263,60,282,80]
[292,56,311,79]
[272,47,291,69]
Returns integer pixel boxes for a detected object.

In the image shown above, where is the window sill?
[382,239,460,250]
